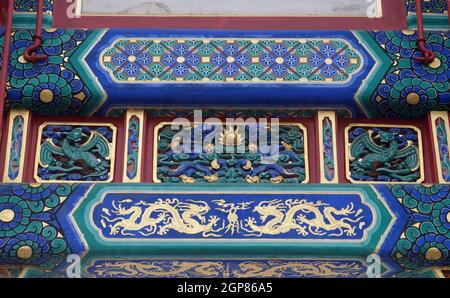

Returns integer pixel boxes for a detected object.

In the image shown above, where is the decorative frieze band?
[0,109,444,184]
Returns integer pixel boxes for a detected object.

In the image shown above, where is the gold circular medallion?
[446,212,450,223]
[39,89,54,103]
[425,247,442,261]
[18,55,28,64]
[226,56,235,63]
[176,56,185,63]
[275,57,284,64]
[428,57,442,69]
[17,246,33,260]
[406,92,420,105]
[127,55,136,63]
[0,209,15,223]
[325,58,333,65]
[401,30,415,36]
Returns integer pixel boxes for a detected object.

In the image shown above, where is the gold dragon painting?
[89,260,365,278]
[97,196,370,239]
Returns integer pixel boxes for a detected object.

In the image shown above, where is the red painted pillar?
[0,0,14,141]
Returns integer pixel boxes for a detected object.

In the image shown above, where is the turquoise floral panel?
[102,38,363,83]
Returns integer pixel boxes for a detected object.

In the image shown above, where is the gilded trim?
[123,110,145,183]
[430,111,450,183]
[318,111,339,183]
[432,266,450,278]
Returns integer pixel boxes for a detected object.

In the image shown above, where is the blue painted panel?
[86,29,376,116]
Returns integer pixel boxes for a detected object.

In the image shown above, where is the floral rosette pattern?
[4,29,93,115]
[390,185,450,270]
[0,184,74,270]
[370,31,450,118]
[156,124,307,184]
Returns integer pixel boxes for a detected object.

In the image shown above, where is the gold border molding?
[430,111,450,184]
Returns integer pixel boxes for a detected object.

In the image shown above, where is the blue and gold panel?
[123,110,144,183]
[34,123,117,183]
[318,111,338,183]
[101,38,363,83]
[92,192,372,240]
[2,110,29,183]
[2,183,450,275]
[86,258,368,278]
[431,111,450,183]
[154,122,309,184]
[345,124,424,183]
[70,184,395,258]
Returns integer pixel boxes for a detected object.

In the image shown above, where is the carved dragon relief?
[97,197,369,239]
[37,126,114,181]
[89,259,365,278]
[348,128,422,182]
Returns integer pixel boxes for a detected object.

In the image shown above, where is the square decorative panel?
[345,124,424,183]
[34,123,117,183]
[154,122,309,183]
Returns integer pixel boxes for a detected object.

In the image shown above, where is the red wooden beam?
[0,0,14,140]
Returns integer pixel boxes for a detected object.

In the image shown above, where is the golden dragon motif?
[233,260,364,278]
[90,260,363,278]
[92,261,225,278]
[100,198,223,237]
[244,199,366,237]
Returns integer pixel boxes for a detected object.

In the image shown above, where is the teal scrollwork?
[126,115,140,180]
[0,184,74,270]
[3,29,104,116]
[436,118,450,182]
[348,126,422,182]
[370,31,450,118]
[7,116,24,180]
[390,185,450,270]
[38,125,114,182]
[156,124,307,184]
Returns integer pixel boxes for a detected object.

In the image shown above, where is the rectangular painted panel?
[80,0,381,17]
